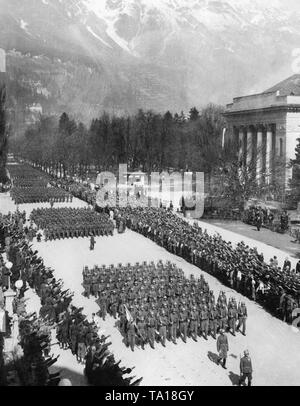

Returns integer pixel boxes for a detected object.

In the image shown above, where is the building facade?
[224,75,300,192]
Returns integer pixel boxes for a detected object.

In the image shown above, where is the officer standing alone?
[239,349,253,386]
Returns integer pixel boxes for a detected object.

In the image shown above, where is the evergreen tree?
[189,107,200,121]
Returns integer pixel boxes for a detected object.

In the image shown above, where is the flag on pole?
[124,304,133,323]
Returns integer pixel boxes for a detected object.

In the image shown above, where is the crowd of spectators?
[106,207,300,324]
[0,210,141,386]
[243,206,289,233]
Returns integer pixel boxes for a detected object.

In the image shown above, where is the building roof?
[264,74,300,96]
[225,74,300,115]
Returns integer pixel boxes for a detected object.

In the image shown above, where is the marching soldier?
[239,349,253,386]
[218,303,228,331]
[109,290,118,319]
[157,309,168,347]
[147,310,157,349]
[228,303,238,336]
[209,304,218,339]
[127,318,136,352]
[169,308,178,344]
[237,302,248,336]
[179,306,188,343]
[83,273,92,299]
[90,235,95,251]
[217,329,229,369]
[137,316,147,350]
[118,302,127,335]
[189,305,199,342]
[69,319,78,355]
[98,290,107,321]
[200,305,209,340]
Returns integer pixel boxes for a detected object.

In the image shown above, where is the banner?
[124,304,133,323]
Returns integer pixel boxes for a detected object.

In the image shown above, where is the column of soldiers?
[10,186,72,204]
[8,163,72,204]
[8,161,299,325]
[82,261,248,351]
[30,207,114,240]
[7,163,51,183]
[105,206,300,324]
[51,179,97,207]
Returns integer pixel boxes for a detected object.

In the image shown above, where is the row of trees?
[10,105,291,208]
[11,105,227,175]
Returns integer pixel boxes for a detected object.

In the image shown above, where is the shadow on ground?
[207,351,219,365]
[228,371,240,386]
[50,366,89,386]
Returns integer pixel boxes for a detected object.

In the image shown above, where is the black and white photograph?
[1,0,300,389]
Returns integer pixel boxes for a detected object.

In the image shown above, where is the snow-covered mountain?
[1,0,300,124]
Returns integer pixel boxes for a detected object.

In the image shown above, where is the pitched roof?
[264,74,300,96]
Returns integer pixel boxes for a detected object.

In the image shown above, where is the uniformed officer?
[228,303,238,336]
[137,316,147,350]
[218,303,228,331]
[98,290,107,321]
[237,302,248,336]
[147,310,157,349]
[157,309,168,347]
[90,235,95,251]
[109,290,118,319]
[169,308,178,344]
[217,329,229,369]
[83,273,92,299]
[209,304,218,339]
[127,319,136,352]
[69,319,78,355]
[179,306,188,343]
[189,305,199,342]
[239,349,253,386]
[200,305,209,340]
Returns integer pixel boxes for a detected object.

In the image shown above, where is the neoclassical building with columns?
[224,74,300,194]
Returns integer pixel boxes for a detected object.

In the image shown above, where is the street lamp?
[15,279,23,297]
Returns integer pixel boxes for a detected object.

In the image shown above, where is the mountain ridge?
[0,0,300,128]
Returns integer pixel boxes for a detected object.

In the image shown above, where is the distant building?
[25,103,43,125]
[224,74,300,192]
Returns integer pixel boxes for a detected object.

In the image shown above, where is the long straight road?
[33,228,300,386]
[2,193,300,386]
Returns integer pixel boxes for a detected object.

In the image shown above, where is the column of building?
[266,124,273,185]
[256,125,263,185]
[237,123,275,186]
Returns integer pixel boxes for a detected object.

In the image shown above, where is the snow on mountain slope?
[1,0,300,122]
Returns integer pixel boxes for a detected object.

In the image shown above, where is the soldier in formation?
[105,206,300,324]
[30,207,114,241]
[82,261,247,351]
[10,186,71,204]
